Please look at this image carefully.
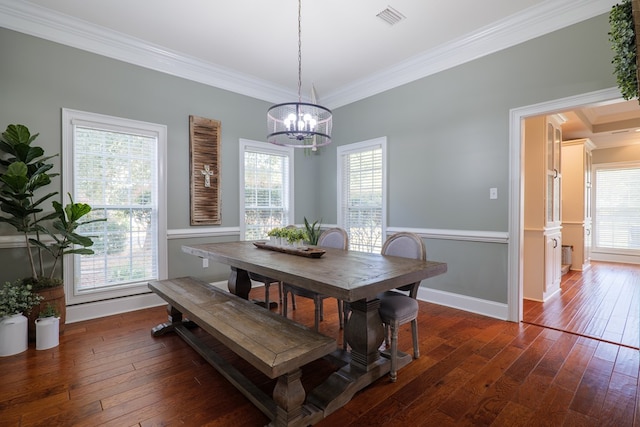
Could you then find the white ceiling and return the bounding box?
[562,100,640,149]
[2,0,639,149]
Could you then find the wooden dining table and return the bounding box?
[182,241,447,416]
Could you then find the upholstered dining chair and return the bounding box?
[247,272,282,311]
[378,231,426,382]
[282,227,349,332]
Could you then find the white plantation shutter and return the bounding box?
[240,140,293,240]
[594,164,640,251]
[338,138,386,253]
[62,109,167,304]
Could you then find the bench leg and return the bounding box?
[271,369,305,427]
[150,305,196,337]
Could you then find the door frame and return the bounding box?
[507,87,621,322]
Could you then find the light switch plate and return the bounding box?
[490,187,498,199]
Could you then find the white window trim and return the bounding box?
[239,139,294,241]
[337,137,388,251]
[61,108,168,305]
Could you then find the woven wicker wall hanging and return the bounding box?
[189,115,221,225]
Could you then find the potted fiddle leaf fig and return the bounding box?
[0,124,59,284]
[0,124,106,338]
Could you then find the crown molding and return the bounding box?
[0,0,618,108]
[323,0,618,108]
[0,0,293,103]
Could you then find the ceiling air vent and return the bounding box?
[376,6,406,26]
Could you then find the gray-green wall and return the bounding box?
[0,13,617,309]
[325,14,615,304]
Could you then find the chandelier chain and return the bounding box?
[297,0,302,102]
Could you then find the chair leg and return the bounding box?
[278,282,283,311]
[264,282,270,310]
[282,287,289,318]
[313,295,321,332]
[337,300,343,329]
[384,324,390,348]
[291,293,297,310]
[389,320,399,382]
[411,319,420,359]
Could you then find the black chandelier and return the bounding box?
[267,0,332,150]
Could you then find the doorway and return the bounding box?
[508,87,622,322]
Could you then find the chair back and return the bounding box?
[381,232,426,297]
[317,227,349,250]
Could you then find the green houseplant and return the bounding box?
[0,280,42,318]
[0,124,105,336]
[0,124,59,284]
[303,217,322,245]
[0,280,43,356]
[610,0,639,101]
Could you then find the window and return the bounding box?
[240,139,294,240]
[594,163,640,252]
[62,109,167,304]
[338,137,387,253]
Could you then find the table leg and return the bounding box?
[228,267,252,299]
[344,298,385,370]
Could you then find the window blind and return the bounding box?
[73,125,159,290]
[340,145,384,253]
[595,165,640,250]
[243,148,291,240]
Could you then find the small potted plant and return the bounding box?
[303,217,322,245]
[37,303,59,319]
[0,280,42,356]
[35,303,60,350]
[285,228,306,247]
[267,227,284,245]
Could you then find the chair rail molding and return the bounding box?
[167,227,240,240]
[1,226,507,249]
[386,227,509,244]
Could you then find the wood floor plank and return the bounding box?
[382,367,474,427]
[525,384,574,426]
[569,350,615,417]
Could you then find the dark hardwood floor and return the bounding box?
[1,279,638,426]
[524,261,640,349]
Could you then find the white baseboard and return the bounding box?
[66,292,166,323]
[220,280,510,321]
[65,280,509,324]
[590,252,640,265]
[417,287,509,321]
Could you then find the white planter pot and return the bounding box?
[269,236,282,246]
[0,313,28,356]
[35,316,60,350]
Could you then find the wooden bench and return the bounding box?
[148,277,337,427]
